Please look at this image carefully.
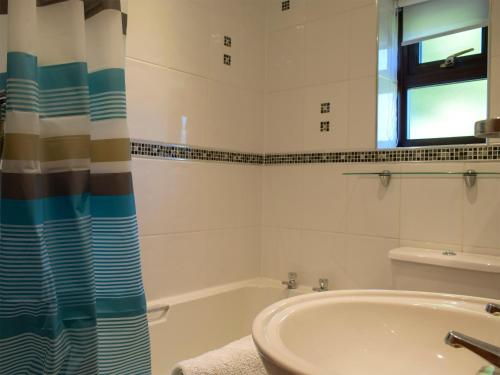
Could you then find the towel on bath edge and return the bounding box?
[171,335,268,375]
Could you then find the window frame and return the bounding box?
[397,9,488,147]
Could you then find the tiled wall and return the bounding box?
[264,0,378,153]
[261,0,500,290]
[126,0,266,300]
[129,0,500,300]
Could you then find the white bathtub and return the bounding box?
[147,278,310,374]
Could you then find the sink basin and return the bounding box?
[252,290,500,375]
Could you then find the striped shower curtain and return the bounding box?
[0,0,151,373]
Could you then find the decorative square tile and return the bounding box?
[320,102,330,113]
[282,0,290,11]
[320,121,330,132]
[223,54,231,66]
[224,35,232,47]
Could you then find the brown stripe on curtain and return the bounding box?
[84,0,126,34]
[91,172,133,196]
[0,0,7,14]
[37,0,71,6]
[0,171,133,199]
[84,0,120,17]
[0,1,126,32]
[0,170,90,199]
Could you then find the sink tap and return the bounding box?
[312,278,329,292]
[282,272,298,289]
[486,303,500,316]
[445,331,500,368]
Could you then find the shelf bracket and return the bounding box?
[463,169,477,188]
[379,170,392,187]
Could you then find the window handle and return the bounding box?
[440,48,475,68]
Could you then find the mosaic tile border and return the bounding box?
[264,145,500,164]
[131,140,500,165]
[131,140,263,165]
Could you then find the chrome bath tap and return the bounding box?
[282,272,298,289]
[312,278,329,292]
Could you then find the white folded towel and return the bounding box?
[171,335,268,375]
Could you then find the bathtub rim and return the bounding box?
[146,277,311,313]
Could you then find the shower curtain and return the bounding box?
[0,0,151,373]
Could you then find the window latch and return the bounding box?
[440,48,475,68]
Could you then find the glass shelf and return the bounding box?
[343,172,500,176]
[342,170,500,188]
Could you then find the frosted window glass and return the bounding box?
[420,28,482,64]
[407,79,487,140]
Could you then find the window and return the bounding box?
[398,16,488,147]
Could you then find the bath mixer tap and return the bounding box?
[312,278,329,292]
[445,331,500,368]
[282,272,298,289]
[486,303,500,316]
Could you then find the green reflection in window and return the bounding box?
[420,28,483,64]
[407,79,487,140]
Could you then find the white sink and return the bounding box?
[252,290,500,375]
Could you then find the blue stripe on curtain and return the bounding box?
[0,72,6,89]
[89,68,127,121]
[6,52,91,117]
[1,194,136,224]
[6,52,38,81]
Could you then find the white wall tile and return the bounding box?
[347,163,401,238]
[164,69,210,146]
[333,234,397,289]
[463,246,500,257]
[205,227,261,286]
[304,15,349,86]
[267,25,306,91]
[133,159,209,235]
[164,0,210,77]
[206,81,263,152]
[261,227,302,281]
[348,76,376,149]
[264,88,305,153]
[126,59,210,147]
[400,163,464,245]
[303,81,349,151]
[489,56,500,118]
[238,166,264,227]
[208,0,266,91]
[203,163,246,230]
[463,162,500,250]
[203,164,262,230]
[262,165,304,229]
[126,0,169,66]
[273,231,395,290]
[302,164,348,233]
[140,232,208,300]
[141,227,261,300]
[306,0,376,22]
[266,0,307,32]
[298,230,344,288]
[490,0,500,58]
[126,58,169,143]
[399,239,462,253]
[348,4,378,80]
